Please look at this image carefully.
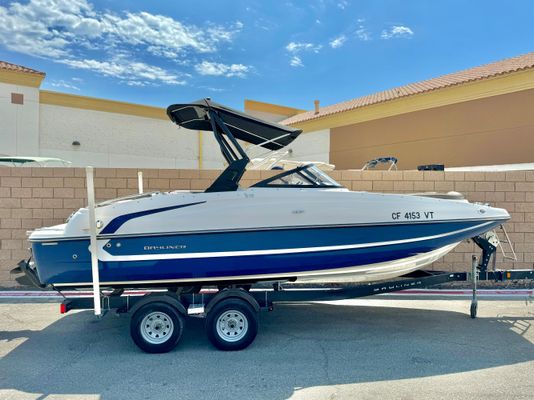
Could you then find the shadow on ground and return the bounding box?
[1,303,533,399]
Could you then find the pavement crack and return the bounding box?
[316,340,332,385]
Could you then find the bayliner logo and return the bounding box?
[144,245,187,251]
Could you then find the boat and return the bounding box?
[361,156,398,171]
[23,99,510,290]
[0,156,72,167]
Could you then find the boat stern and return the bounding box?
[27,224,92,287]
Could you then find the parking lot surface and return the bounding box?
[1,298,533,400]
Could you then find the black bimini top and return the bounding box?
[167,99,302,150]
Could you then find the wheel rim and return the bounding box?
[216,310,248,342]
[140,311,174,344]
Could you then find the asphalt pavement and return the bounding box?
[1,298,533,400]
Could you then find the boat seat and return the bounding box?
[410,191,465,200]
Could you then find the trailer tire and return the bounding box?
[130,302,184,353]
[206,298,258,351]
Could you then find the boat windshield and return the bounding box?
[252,164,343,188]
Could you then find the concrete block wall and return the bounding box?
[1,167,533,287]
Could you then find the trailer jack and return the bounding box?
[472,233,498,273]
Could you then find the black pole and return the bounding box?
[208,110,234,164]
[210,111,249,161]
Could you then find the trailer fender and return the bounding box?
[205,289,260,315]
[128,293,187,316]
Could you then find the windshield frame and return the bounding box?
[251,164,344,189]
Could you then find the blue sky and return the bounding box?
[1,0,533,111]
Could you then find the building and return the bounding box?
[2,52,534,171]
[0,61,320,169]
[244,99,330,164]
[276,52,534,170]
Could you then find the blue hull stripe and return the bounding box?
[102,220,485,257]
[100,201,205,234]
[32,219,502,285]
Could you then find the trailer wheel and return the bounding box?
[206,298,258,351]
[130,302,184,353]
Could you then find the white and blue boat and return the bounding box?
[26,99,510,289]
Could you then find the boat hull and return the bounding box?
[30,219,500,288]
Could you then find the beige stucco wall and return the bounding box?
[2,90,329,170]
[245,108,289,123]
[243,128,331,164]
[3,88,331,170]
[0,81,40,156]
[39,104,226,169]
[244,104,331,164]
[1,80,229,169]
[0,80,330,169]
[330,89,534,170]
[287,128,331,164]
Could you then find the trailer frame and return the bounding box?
[53,252,534,352]
[59,262,534,317]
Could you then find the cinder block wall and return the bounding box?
[1,167,532,287]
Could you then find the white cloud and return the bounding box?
[0,0,241,56]
[195,61,250,78]
[337,1,349,10]
[329,35,347,49]
[285,41,321,67]
[353,19,371,41]
[48,80,80,91]
[286,41,322,54]
[125,80,147,87]
[356,27,371,41]
[0,0,245,85]
[289,56,303,68]
[59,57,186,86]
[199,86,225,93]
[381,25,414,39]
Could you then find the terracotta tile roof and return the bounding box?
[282,52,534,126]
[0,61,45,76]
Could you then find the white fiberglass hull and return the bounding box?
[28,188,508,289]
[296,242,460,283]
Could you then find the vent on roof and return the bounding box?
[314,99,320,114]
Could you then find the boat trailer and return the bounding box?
[49,236,534,353]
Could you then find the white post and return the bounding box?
[137,171,143,194]
[86,166,102,317]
